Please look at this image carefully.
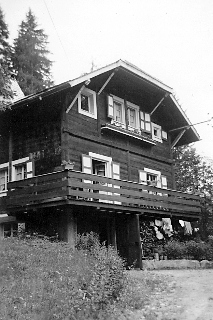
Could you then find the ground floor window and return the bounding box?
[3,223,18,238]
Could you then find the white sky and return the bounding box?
[1,0,213,159]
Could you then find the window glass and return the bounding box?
[151,123,162,142]
[81,94,89,112]
[4,224,11,238]
[114,101,122,123]
[16,164,27,181]
[147,173,157,186]
[78,88,97,119]
[128,108,136,127]
[0,169,7,191]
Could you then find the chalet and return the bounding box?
[0,60,201,268]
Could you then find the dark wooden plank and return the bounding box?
[6,190,67,206]
[68,171,200,200]
[68,180,199,207]
[68,189,200,213]
[7,181,67,196]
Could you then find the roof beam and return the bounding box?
[150,93,169,116]
[97,71,116,95]
[171,129,187,149]
[66,80,90,114]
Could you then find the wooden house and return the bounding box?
[0,60,201,268]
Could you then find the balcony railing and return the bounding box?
[5,169,201,219]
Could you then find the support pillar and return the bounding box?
[58,206,77,249]
[127,214,142,269]
[116,214,142,269]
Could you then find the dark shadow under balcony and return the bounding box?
[5,169,201,220]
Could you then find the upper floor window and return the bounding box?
[107,94,168,143]
[140,112,151,133]
[152,123,162,143]
[78,88,97,119]
[127,102,140,131]
[108,95,125,128]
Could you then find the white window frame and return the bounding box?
[127,101,140,131]
[0,162,9,195]
[12,157,30,181]
[151,122,162,143]
[78,87,97,119]
[89,152,112,178]
[111,95,126,128]
[144,167,162,187]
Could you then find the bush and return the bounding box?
[0,234,126,319]
[185,240,207,260]
[164,241,186,259]
[164,239,213,261]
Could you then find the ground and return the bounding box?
[130,269,213,320]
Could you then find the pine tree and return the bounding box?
[0,6,14,109]
[12,9,54,95]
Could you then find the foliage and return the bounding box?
[0,234,127,319]
[140,220,156,258]
[164,241,186,259]
[173,145,213,195]
[76,231,100,251]
[0,6,14,109]
[164,240,213,261]
[173,145,213,239]
[12,9,54,96]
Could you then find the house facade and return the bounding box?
[0,60,201,268]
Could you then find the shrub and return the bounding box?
[75,231,100,251]
[0,234,126,319]
[164,240,186,259]
[185,240,211,261]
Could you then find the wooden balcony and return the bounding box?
[5,169,201,219]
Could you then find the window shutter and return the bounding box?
[112,162,120,180]
[139,170,147,185]
[26,161,33,178]
[140,111,145,130]
[107,95,114,118]
[144,113,151,132]
[162,131,168,140]
[82,154,92,184]
[112,162,120,204]
[161,176,167,189]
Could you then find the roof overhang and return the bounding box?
[3,59,199,146]
[69,59,173,93]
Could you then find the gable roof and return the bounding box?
[4,59,199,146]
[69,59,173,93]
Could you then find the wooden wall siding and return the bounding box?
[4,93,65,175]
[0,134,9,164]
[64,133,173,186]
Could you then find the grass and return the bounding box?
[0,235,173,320]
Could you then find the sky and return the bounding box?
[1,0,213,159]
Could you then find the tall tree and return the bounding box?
[0,6,14,109]
[173,145,213,238]
[173,145,213,195]
[12,9,54,95]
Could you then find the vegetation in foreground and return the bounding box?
[0,233,170,320]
